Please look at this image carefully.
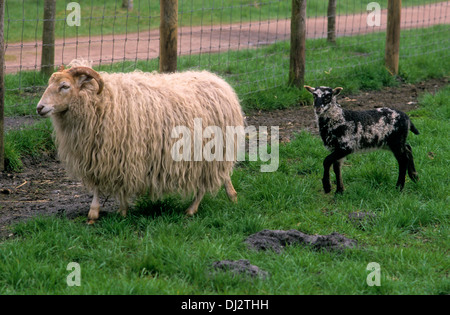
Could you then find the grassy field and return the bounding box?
[1,20,449,294]
[0,84,448,294]
[4,0,444,42]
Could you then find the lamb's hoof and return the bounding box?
[87,219,97,225]
[411,173,419,183]
[322,179,331,193]
[335,188,344,195]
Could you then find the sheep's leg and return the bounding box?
[333,159,345,193]
[405,144,419,183]
[224,177,237,203]
[118,197,129,217]
[87,190,101,224]
[186,190,206,216]
[323,150,350,193]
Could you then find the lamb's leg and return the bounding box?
[405,144,419,182]
[323,150,350,193]
[186,190,206,216]
[392,148,408,191]
[224,177,237,203]
[87,190,101,224]
[333,158,345,193]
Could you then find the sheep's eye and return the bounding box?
[59,84,70,91]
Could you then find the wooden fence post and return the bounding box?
[385,0,401,75]
[41,0,56,77]
[0,0,5,171]
[327,0,336,44]
[159,0,178,73]
[289,0,306,88]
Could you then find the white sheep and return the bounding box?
[36,60,245,223]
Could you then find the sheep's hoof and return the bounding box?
[335,188,345,195]
[87,206,100,224]
[410,173,419,183]
[185,204,200,216]
[185,209,197,217]
[229,193,238,203]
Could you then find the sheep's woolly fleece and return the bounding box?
[51,60,245,204]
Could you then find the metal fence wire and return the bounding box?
[1,0,449,120]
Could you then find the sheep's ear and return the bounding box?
[304,85,315,94]
[68,67,104,94]
[333,87,343,96]
[76,75,95,91]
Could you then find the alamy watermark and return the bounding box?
[367,2,381,26]
[66,2,81,27]
[171,118,279,172]
[66,262,81,287]
[366,262,381,286]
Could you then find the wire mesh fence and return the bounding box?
[1,0,449,121]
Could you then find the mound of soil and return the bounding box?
[211,259,269,279]
[245,229,357,253]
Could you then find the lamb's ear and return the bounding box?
[333,87,343,96]
[304,85,315,94]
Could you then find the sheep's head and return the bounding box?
[304,85,343,115]
[36,66,104,117]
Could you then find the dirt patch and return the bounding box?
[0,77,448,238]
[211,259,269,279]
[245,229,357,253]
[0,157,117,238]
[4,116,41,132]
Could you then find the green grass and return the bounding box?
[3,119,55,171]
[0,84,449,295]
[5,0,443,43]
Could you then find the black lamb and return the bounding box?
[304,85,419,193]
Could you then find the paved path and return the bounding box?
[4,3,449,73]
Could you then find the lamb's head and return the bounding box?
[36,66,104,117]
[304,85,343,115]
